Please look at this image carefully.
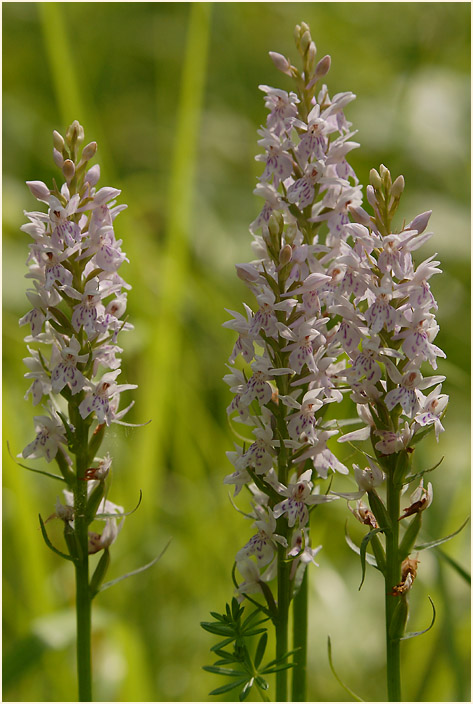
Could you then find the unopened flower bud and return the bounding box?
[53,130,65,152]
[306,41,317,72]
[300,30,312,55]
[66,120,84,146]
[53,148,64,169]
[391,175,405,199]
[279,244,292,267]
[366,185,378,208]
[81,141,97,162]
[62,159,76,183]
[26,180,50,201]
[85,164,101,187]
[315,54,331,78]
[235,263,260,283]
[379,163,392,189]
[269,51,292,75]
[408,210,432,234]
[268,211,283,239]
[369,168,382,190]
[348,204,371,226]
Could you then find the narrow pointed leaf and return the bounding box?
[359,527,384,590]
[209,678,248,696]
[255,676,269,690]
[415,516,470,551]
[203,665,246,677]
[38,514,75,561]
[436,548,471,584]
[210,637,234,651]
[345,522,378,568]
[7,443,65,482]
[404,457,444,486]
[261,662,295,674]
[254,632,268,670]
[98,539,170,593]
[94,489,142,519]
[201,622,235,637]
[239,677,254,701]
[327,636,365,702]
[401,596,436,640]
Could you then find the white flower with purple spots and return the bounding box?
[50,336,88,395]
[22,408,67,463]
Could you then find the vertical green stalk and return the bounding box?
[73,412,93,702]
[291,568,308,701]
[385,468,401,702]
[276,540,290,702]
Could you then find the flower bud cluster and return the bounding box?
[19,120,135,552]
[224,25,363,598]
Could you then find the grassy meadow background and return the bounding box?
[2,2,470,701]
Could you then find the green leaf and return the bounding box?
[210,637,234,652]
[201,622,235,637]
[209,678,248,696]
[239,677,254,701]
[94,489,143,519]
[203,665,246,677]
[327,636,365,701]
[399,513,423,562]
[359,527,384,590]
[38,514,75,561]
[6,443,65,482]
[255,675,269,691]
[415,516,470,551]
[98,539,170,594]
[89,548,111,599]
[261,662,295,674]
[345,522,379,569]
[436,549,471,584]
[254,632,268,670]
[403,457,444,486]
[401,596,436,640]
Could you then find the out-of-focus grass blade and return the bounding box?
[37,3,114,175]
[37,2,84,126]
[436,548,471,584]
[136,3,211,503]
[2,634,48,691]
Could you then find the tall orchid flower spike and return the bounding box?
[202,23,368,703]
[16,121,152,702]
[331,164,450,700]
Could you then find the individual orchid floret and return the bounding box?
[22,406,67,463]
[273,469,336,527]
[78,370,137,426]
[50,336,89,395]
[413,384,448,440]
[399,480,433,520]
[236,506,287,567]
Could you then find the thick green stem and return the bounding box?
[291,567,308,701]
[276,539,291,702]
[74,414,93,701]
[385,470,402,702]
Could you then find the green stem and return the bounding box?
[74,414,93,701]
[385,469,402,702]
[291,567,308,701]
[276,539,290,702]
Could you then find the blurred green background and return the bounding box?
[3,2,470,702]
